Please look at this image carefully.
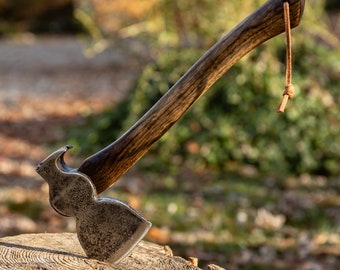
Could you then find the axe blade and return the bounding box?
[77,197,152,263]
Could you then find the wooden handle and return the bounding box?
[78,0,305,194]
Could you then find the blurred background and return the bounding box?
[0,0,340,269]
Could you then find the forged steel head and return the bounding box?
[36,145,152,263]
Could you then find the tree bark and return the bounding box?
[0,233,218,270]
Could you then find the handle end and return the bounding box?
[288,0,305,28]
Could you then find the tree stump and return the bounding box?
[0,233,222,270]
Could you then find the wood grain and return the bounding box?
[0,233,203,270]
[77,0,305,193]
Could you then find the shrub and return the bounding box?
[71,0,340,178]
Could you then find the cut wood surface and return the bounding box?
[0,233,217,270]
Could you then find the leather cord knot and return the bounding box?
[284,84,294,99]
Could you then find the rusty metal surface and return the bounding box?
[36,145,151,263]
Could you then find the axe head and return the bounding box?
[36,145,152,263]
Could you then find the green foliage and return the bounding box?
[70,0,340,178]
[6,200,44,220]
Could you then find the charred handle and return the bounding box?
[78,0,305,194]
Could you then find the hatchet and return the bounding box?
[36,0,305,264]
